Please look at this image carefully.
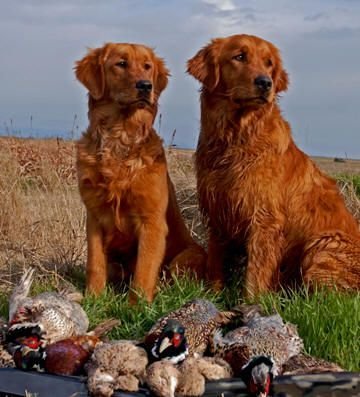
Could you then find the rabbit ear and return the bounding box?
[187,38,223,91]
[74,47,106,100]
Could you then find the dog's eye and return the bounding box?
[233,52,247,62]
[116,60,127,68]
[266,59,273,67]
[144,63,152,70]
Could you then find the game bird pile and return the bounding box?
[0,269,358,397]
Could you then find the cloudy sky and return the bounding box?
[0,0,359,157]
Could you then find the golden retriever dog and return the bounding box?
[75,43,206,302]
[187,34,360,297]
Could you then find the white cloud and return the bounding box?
[202,0,236,12]
[190,1,360,51]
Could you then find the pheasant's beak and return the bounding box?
[158,336,172,353]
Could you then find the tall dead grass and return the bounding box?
[0,137,85,292]
[166,148,207,243]
[337,176,360,222]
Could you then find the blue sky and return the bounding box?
[0,0,359,157]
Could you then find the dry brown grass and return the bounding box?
[0,136,359,294]
[0,137,84,291]
[314,156,360,175]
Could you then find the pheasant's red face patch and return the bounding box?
[172,333,182,348]
[23,336,41,349]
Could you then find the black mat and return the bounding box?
[0,369,151,397]
[0,368,359,397]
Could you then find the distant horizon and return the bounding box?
[1,129,359,161]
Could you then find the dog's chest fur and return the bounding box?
[196,144,269,238]
[76,127,164,230]
[196,110,288,239]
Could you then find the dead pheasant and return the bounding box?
[7,319,120,374]
[8,268,89,343]
[210,304,303,396]
[142,319,189,364]
[144,299,236,356]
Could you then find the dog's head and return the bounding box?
[187,34,288,107]
[75,43,169,109]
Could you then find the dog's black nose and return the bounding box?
[135,80,152,92]
[254,75,272,92]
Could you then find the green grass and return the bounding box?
[82,277,222,340]
[337,173,360,197]
[1,275,358,371]
[259,288,360,371]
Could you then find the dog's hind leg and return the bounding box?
[301,231,360,290]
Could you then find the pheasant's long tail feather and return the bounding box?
[9,268,35,321]
[230,304,264,322]
[89,319,120,337]
[215,310,239,325]
[59,290,84,303]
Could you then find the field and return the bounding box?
[0,136,359,371]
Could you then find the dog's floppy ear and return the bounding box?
[75,47,106,100]
[272,46,289,93]
[154,55,170,95]
[275,68,289,93]
[187,38,223,91]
